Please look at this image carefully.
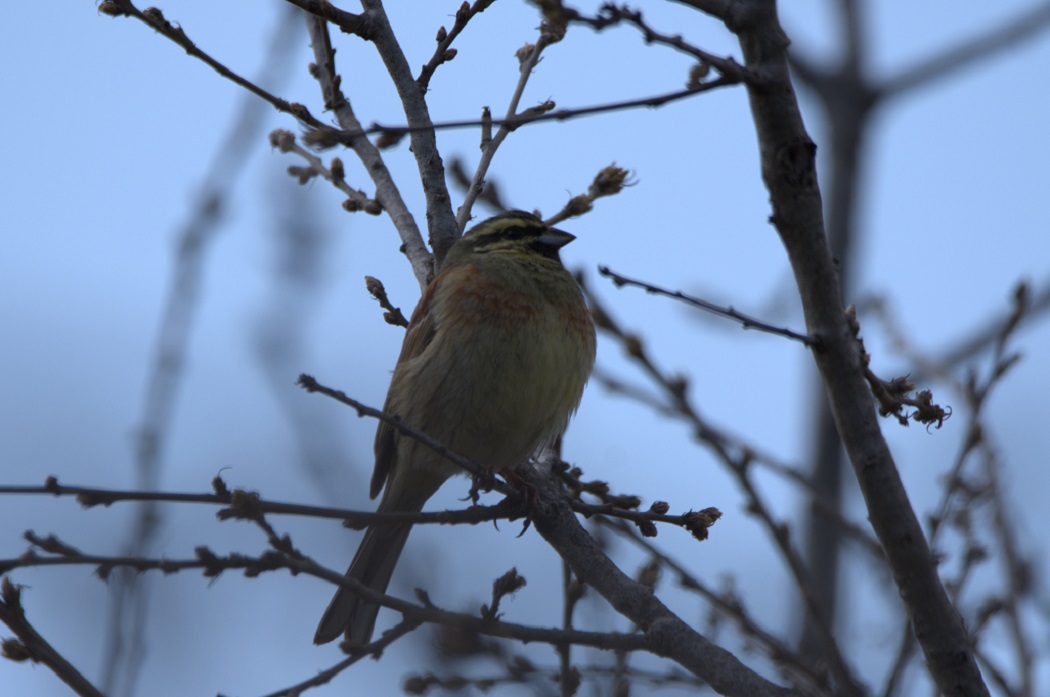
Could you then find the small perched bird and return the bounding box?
[314,210,596,646]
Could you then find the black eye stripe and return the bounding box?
[503,226,528,240]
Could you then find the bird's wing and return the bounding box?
[370,273,443,499]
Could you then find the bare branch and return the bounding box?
[543,164,637,226]
[364,275,411,328]
[302,13,434,287]
[880,2,1050,99]
[313,82,737,150]
[417,0,496,90]
[98,2,327,130]
[0,477,521,532]
[358,0,459,267]
[0,578,106,697]
[449,156,509,212]
[258,619,420,697]
[569,4,756,85]
[2,542,651,654]
[270,129,382,214]
[599,265,818,346]
[880,288,1032,696]
[728,1,989,693]
[407,662,708,695]
[280,0,374,37]
[521,453,797,697]
[598,517,834,695]
[297,374,510,493]
[456,30,557,229]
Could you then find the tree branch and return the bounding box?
[302,12,434,288]
[729,2,989,695]
[281,0,375,37]
[879,1,1050,99]
[456,30,556,230]
[98,2,326,130]
[359,0,459,269]
[2,542,650,655]
[521,455,798,697]
[598,265,817,346]
[0,578,106,697]
[417,0,496,90]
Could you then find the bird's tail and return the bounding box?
[313,519,412,645]
[313,470,446,645]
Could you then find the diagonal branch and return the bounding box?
[879,1,1050,99]
[281,0,374,37]
[598,265,817,346]
[302,13,433,287]
[358,0,459,267]
[456,30,556,230]
[417,0,496,90]
[99,2,327,131]
[598,517,833,695]
[522,453,798,697]
[259,619,419,697]
[0,578,106,697]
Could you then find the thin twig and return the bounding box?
[347,81,734,153]
[519,454,797,697]
[558,560,578,697]
[570,5,756,85]
[297,374,507,492]
[880,286,1030,697]
[405,662,707,694]
[0,478,520,531]
[585,292,881,559]
[599,265,818,346]
[98,2,328,131]
[417,0,496,90]
[456,31,555,230]
[270,130,381,213]
[257,619,420,697]
[2,541,651,654]
[364,275,411,328]
[596,517,834,696]
[583,281,861,694]
[0,578,106,697]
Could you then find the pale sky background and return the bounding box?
[2,2,1049,696]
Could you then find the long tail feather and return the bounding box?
[313,521,412,645]
[314,469,446,645]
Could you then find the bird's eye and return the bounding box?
[503,227,526,240]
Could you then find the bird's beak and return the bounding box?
[538,228,576,248]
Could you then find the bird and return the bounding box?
[313,210,596,646]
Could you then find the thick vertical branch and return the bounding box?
[303,14,433,288]
[790,0,878,660]
[728,2,989,695]
[359,0,459,270]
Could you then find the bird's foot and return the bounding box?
[467,466,498,505]
[500,468,539,536]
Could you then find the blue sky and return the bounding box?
[2,2,1049,695]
